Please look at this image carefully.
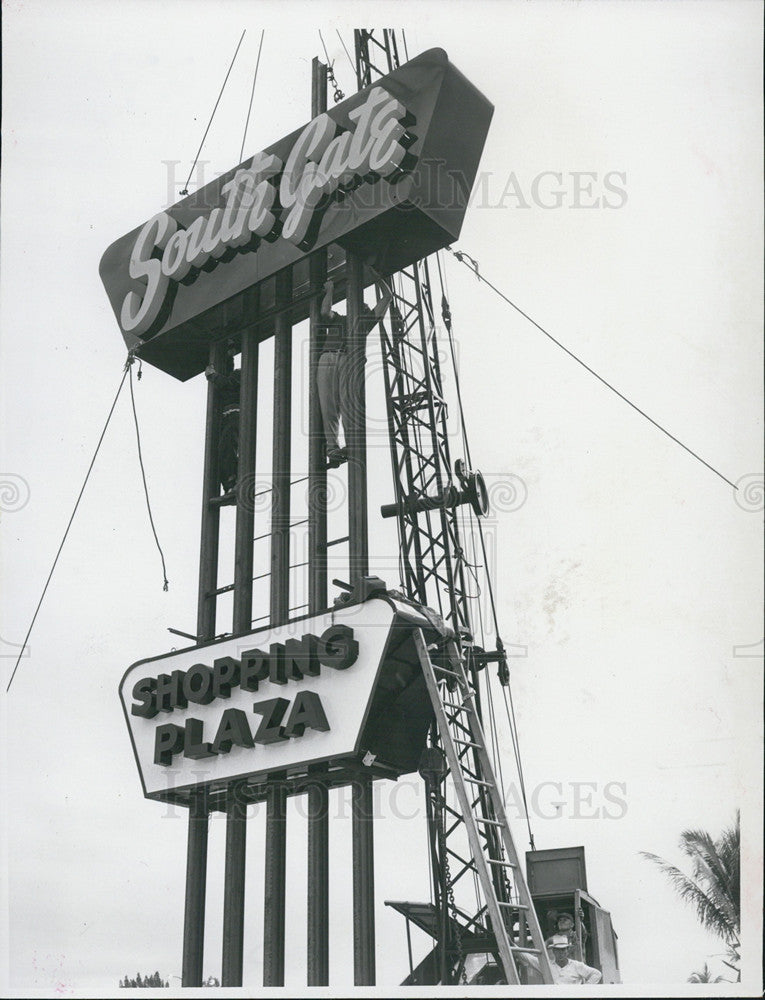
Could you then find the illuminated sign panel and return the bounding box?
[119,599,431,799]
[100,49,493,380]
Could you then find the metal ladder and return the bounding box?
[414,629,553,985]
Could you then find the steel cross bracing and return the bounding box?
[353,29,550,985]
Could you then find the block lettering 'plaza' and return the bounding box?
[128,625,358,767]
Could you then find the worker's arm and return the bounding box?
[357,287,393,336]
[205,366,240,391]
[581,964,602,984]
[369,286,393,327]
[319,279,334,321]
[515,952,541,973]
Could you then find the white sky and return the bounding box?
[1,1,762,997]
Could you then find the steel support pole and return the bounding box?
[270,270,293,626]
[308,57,328,615]
[346,254,368,583]
[233,323,259,633]
[263,780,287,986]
[352,777,375,985]
[197,341,225,640]
[221,783,247,986]
[305,60,331,991]
[182,338,224,987]
[306,781,329,984]
[182,789,209,986]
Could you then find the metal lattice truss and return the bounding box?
[378,260,473,637]
[354,29,401,89]
[354,28,551,985]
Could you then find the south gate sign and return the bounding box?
[100,48,493,380]
[119,85,412,339]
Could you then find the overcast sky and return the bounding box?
[1,1,763,997]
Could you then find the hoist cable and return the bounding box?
[239,30,265,163]
[128,361,169,592]
[318,30,345,103]
[336,29,356,76]
[447,247,737,491]
[318,29,332,67]
[5,363,130,693]
[462,505,535,851]
[501,680,536,851]
[181,29,246,195]
[437,252,503,638]
[438,252,537,849]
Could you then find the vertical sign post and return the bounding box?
[263,779,288,985]
[352,777,376,984]
[307,56,330,987]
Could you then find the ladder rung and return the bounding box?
[209,568,272,597]
[446,707,473,725]
[326,535,349,547]
[464,777,492,787]
[447,701,473,714]
[453,738,481,748]
[497,901,529,910]
[488,858,517,868]
[432,664,459,677]
[209,492,237,507]
[474,817,503,827]
[252,520,306,542]
[511,946,542,954]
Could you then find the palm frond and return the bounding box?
[639,851,735,942]
[677,830,739,932]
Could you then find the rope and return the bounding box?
[180,29,246,195]
[239,30,265,163]
[447,246,737,491]
[6,363,130,693]
[128,359,169,592]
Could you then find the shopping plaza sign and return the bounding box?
[100,49,493,380]
[119,597,438,800]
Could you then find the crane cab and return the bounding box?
[524,846,621,984]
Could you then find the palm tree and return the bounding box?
[641,811,740,978]
[687,962,725,983]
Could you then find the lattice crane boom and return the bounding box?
[352,28,553,986]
